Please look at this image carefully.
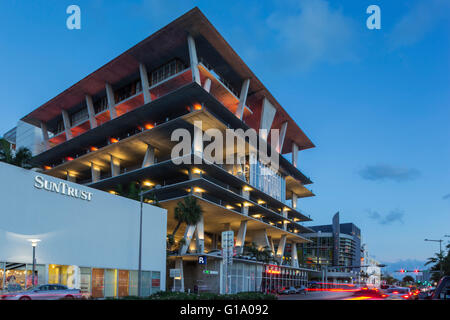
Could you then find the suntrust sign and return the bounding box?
[34,175,93,201]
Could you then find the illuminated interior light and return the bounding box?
[243,186,253,192]
[243,202,252,207]
[283,207,290,212]
[193,103,202,110]
[193,187,205,193]
[269,222,275,225]
[43,165,52,170]
[293,218,300,222]
[225,205,234,210]
[89,146,98,152]
[142,180,153,187]
[65,156,74,161]
[144,123,154,130]
[192,168,203,174]
[257,200,266,205]
[109,138,119,144]
[109,190,118,195]
[252,214,262,218]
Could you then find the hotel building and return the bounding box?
[8,8,317,294]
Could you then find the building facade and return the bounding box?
[7,8,317,294]
[0,162,167,298]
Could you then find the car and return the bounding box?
[295,286,307,294]
[382,287,413,300]
[0,284,82,300]
[352,287,386,299]
[408,286,420,300]
[278,286,297,294]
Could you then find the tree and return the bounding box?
[116,182,140,201]
[403,275,414,283]
[0,138,32,169]
[172,196,203,237]
[425,243,450,282]
[243,242,277,264]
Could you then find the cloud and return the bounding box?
[388,0,450,50]
[368,209,405,225]
[266,0,358,70]
[443,194,450,200]
[360,164,420,182]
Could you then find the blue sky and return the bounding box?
[0,0,449,264]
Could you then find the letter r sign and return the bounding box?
[198,256,207,265]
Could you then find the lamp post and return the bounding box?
[424,238,443,277]
[28,239,40,288]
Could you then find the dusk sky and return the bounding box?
[0,0,448,265]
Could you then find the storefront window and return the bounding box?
[141,271,151,296]
[129,270,138,296]
[92,268,104,298]
[80,267,91,295]
[104,269,117,297]
[151,271,161,294]
[118,270,129,297]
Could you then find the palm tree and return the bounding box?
[0,138,32,168]
[244,242,276,264]
[116,182,140,201]
[425,243,450,282]
[172,196,203,237]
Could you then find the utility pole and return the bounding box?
[424,238,444,278]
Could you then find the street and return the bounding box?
[278,291,357,300]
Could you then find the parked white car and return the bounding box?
[1,284,82,300]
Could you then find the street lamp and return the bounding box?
[27,239,40,288]
[424,238,444,277]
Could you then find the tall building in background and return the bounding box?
[7,8,317,294]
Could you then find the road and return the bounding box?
[278,291,356,300]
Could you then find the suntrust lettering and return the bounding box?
[34,175,93,201]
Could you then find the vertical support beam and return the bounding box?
[203,78,212,93]
[196,216,205,254]
[66,171,76,182]
[291,242,299,268]
[241,186,250,215]
[85,95,98,129]
[259,98,277,141]
[91,163,101,183]
[291,193,298,210]
[110,155,120,177]
[142,145,155,168]
[61,110,73,140]
[282,207,289,231]
[175,258,184,292]
[235,220,248,254]
[276,121,288,154]
[139,63,151,104]
[276,235,287,263]
[180,224,197,255]
[40,121,49,150]
[187,34,201,85]
[235,78,250,120]
[292,142,299,168]
[268,236,275,255]
[105,83,117,119]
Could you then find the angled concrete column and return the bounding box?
[110,155,120,177]
[282,207,288,231]
[292,142,299,168]
[187,34,201,85]
[180,224,197,255]
[40,121,49,150]
[291,193,298,210]
[275,121,288,154]
[203,78,212,93]
[105,83,117,119]
[139,63,151,104]
[195,216,205,253]
[85,95,97,129]
[142,145,155,168]
[61,110,73,140]
[91,163,101,183]
[66,171,76,182]
[259,98,277,141]
[291,242,299,268]
[235,78,250,120]
[174,258,184,292]
[251,229,270,250]
[268,236,275,255]
[276,235,287,263]
[235,220,248,254]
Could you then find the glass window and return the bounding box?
[118,270,129,297]
[151,271,161,294]
[80,267,91,296]
[91,268,104,298]
[129,271,138,296]
[141,271,151,296]
[104,269,118,297]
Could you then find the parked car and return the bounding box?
[295,286,307,294]
[0,284,82,300]
[278,286,297,294]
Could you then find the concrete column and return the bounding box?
[105,83,117,119]
[61,110,73,140]
[85,95,98,129]
[292,142,299,168]
[91,163,101,183]
[241,186,250,215]
[66,171,76,182]
[235,78,250,120]
[139,63,151,104]
[282,207,289,231]
[187,34,201,85]
[275,121,288,154]
[276,235,287,263]
[175,258,184,292]
[142,145,155,168]
[203,78,212,93]
[110,155,120,177]
[40,121,49,150]
[235,220,248,254]
[251,229,270,250]
[291,193,298,210]
[195,216,205,253]
[268,236,275,255]
[259,98,276,141]
[291,242,299,268]
[180,224,197,255]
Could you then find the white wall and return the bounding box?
[0,162,167,290]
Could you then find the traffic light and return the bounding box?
[400,269,405,273]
